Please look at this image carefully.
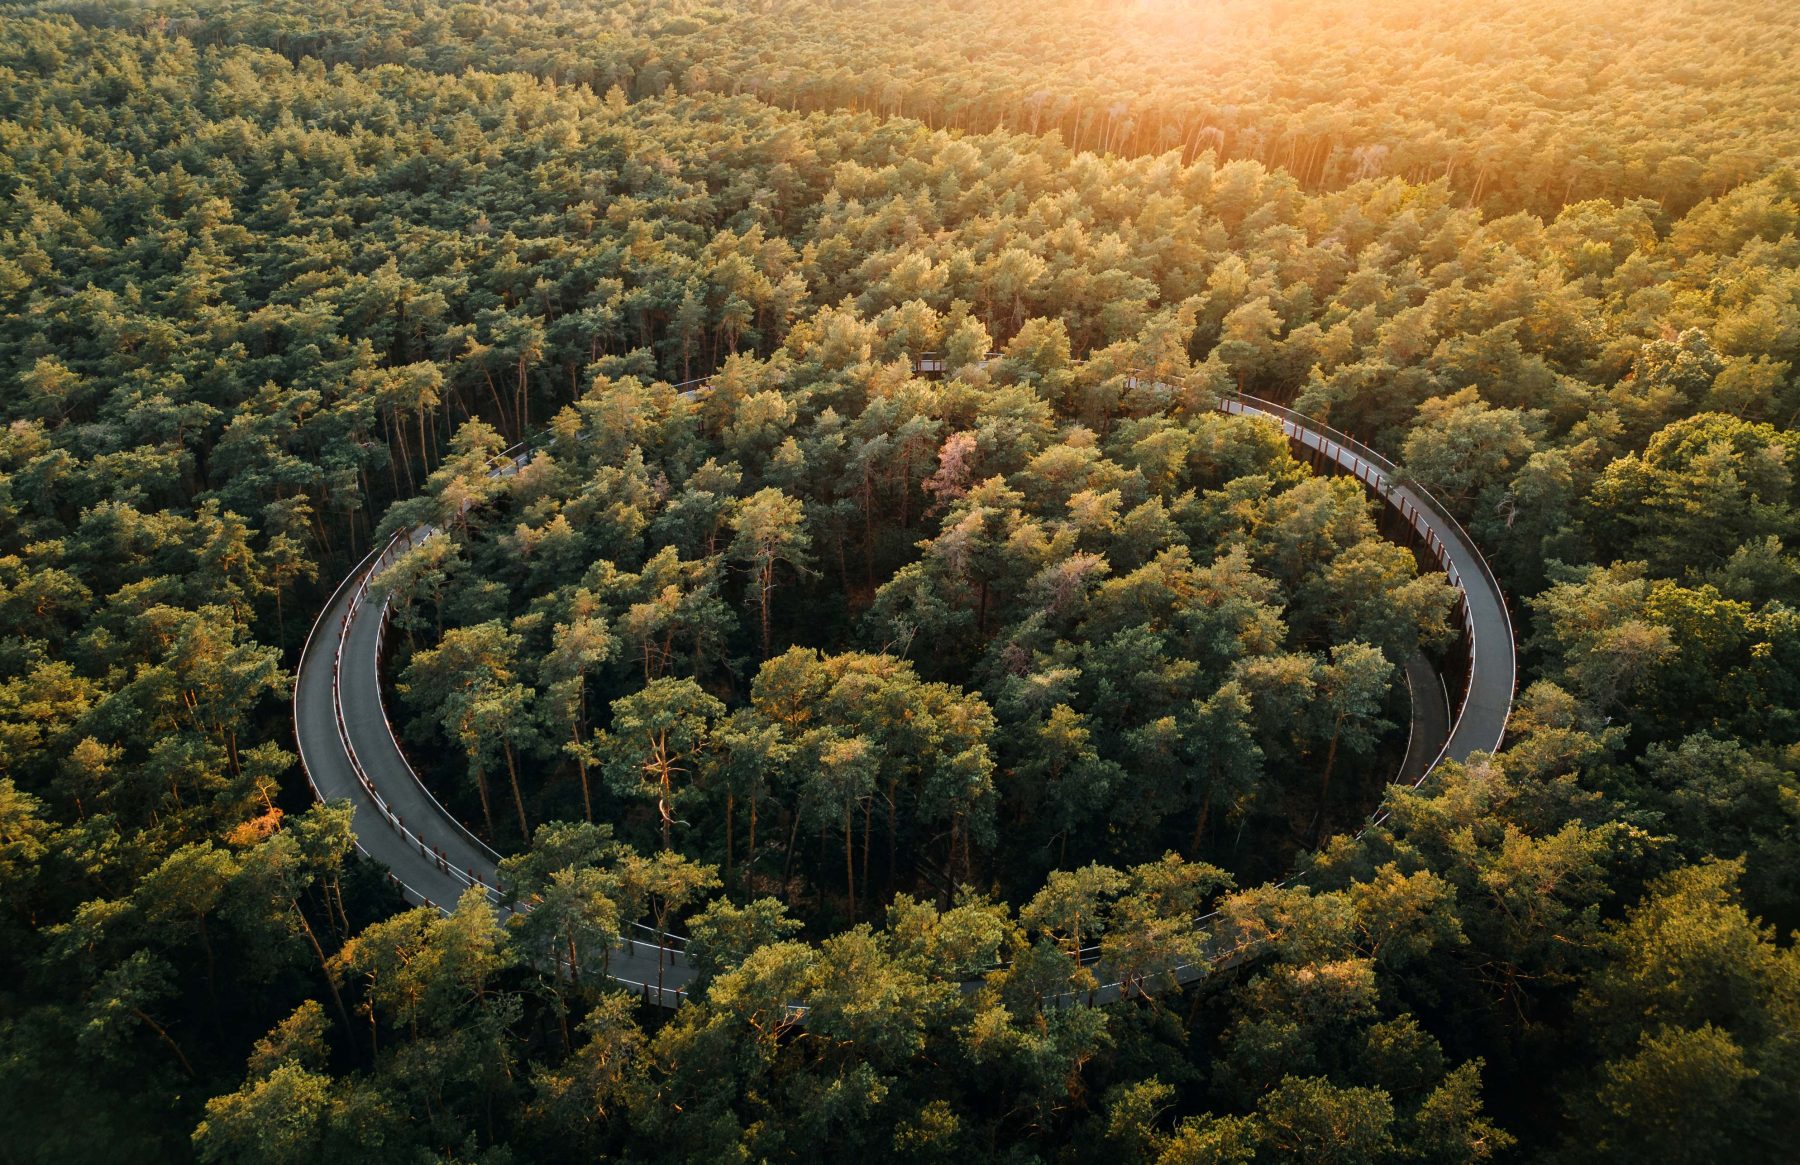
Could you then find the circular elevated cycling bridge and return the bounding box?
[293,367,1515,1009]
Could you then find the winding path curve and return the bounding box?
[293,378,1515,1008]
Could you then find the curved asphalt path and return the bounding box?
[1218,393,1515,765]
[295,505,694,1006]
[295,377,1514,1009]
[1397,651,1452,787]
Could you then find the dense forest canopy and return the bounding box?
[384,332,1452,914]
[1,1,1798,1162]
[35,0,1800,216]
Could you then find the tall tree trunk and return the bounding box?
[759,563,774,658]
[888,779,900,889]
[844,808,856,921]
[1190,798,1211,855]
[396,408,416,492]
[747,793,758,885]
[483,369,512,438]
[1319,722,1342,808]
[293,904,357,1053]
[329,871,351,939]
[781,809,801,899]
[573,723,593,822]
[862,797,874,902]
[382,412,401,494]
[130,1007,197,1078]
[656,739,675,852]
[473,763,497,842]
[503,739,531,842]
[725,790,735,884]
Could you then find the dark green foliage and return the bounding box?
[1,4,1797,1163]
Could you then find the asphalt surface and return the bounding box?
[1397,651,1452,788]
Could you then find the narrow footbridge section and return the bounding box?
[1217,392,1515,770]
[294,469,694,1006]
[294,377,1515,1009]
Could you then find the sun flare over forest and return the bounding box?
[2,0,1798,1161]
